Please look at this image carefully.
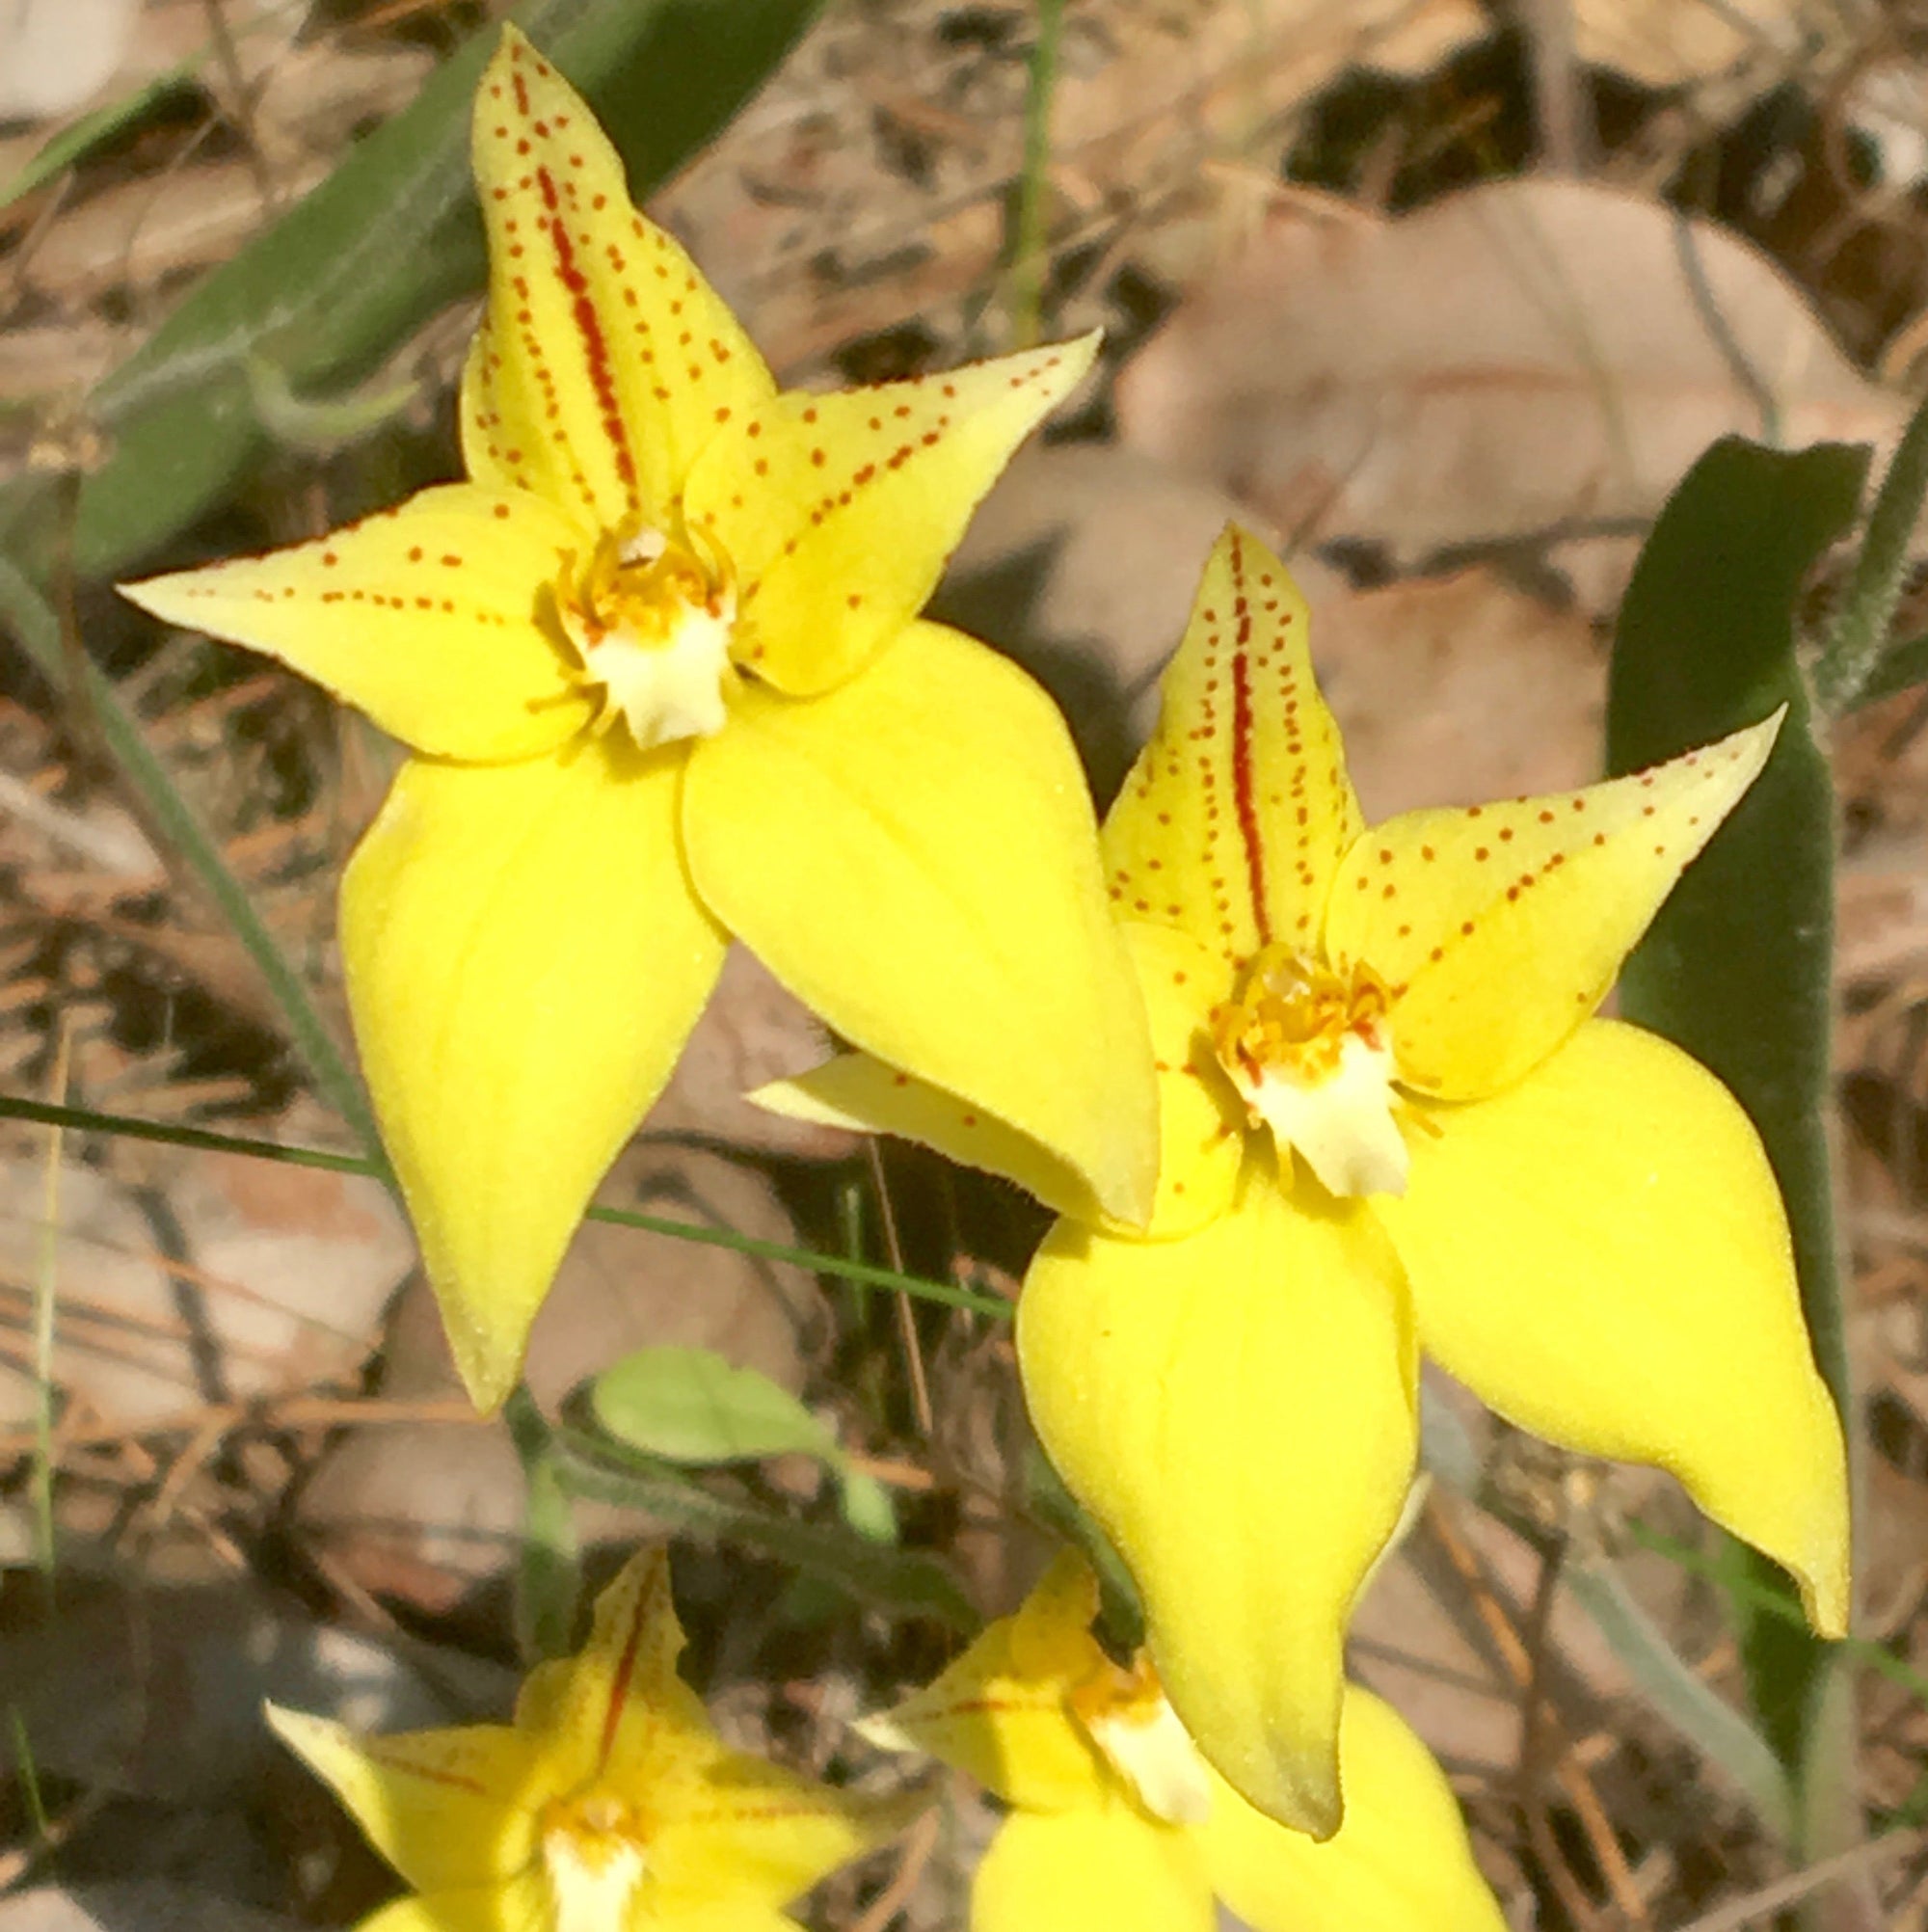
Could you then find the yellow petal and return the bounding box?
[341,739,728,1409]
[862,1549,1113,1812]
[753,924,1236,1234]
[1123,922,1242,1239]
[468,28,775,530]
[353,1879,549,1932]
[647,1751,920,1919]
[515,1549,710,1784]
[971,1806,1214,1932]
[686,336,1097,695]
[1199,1688,1507,1932]
[120,485,593,760]
[265,1705,536,1893]
[1101,526,1362,967]
[752,1051,1101,1222]
[683,620,1158,1226]
[1379,1018,1849,1635]
[1017,1167,1420,1837]
[1324,713,1781,1099]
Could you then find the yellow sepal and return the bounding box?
[1379,1018,1849,1635]
[1017,1165,1419,1837]
[265,1707,536,1893]
[1325,712,1782,1098]
[120,485,592,761]
[970,1805,1215,1932]
[467,27,774,529]
[1101,527,1361,967]
[752,1052,1101,1222]
[1119,922,1242,1238]
[341,740,728,1410]
[1198,1688,1508,1932]
[687,337,1098,696]
[862,1551,1115,1813]
[683,620,1158,1226]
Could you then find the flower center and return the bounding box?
[555,523,736,750]
[1069,1654,1213,1827]
[539,1787,649,1932]
[1210,943,1408,1198]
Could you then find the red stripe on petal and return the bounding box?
[1226,541,1270,946]
[598,1584,650,1772]
[534,166,639,507]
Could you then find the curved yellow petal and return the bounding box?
[1325,713,1781,1099]
[687,336,1098,695]
[354,1879,549,1932]
[1122,922,1242,1238]
[1379,1018,1849,1635]
[1199,1688,1507,1932]
[1017,1168,1420,1836]
[863,1549,1113,1813]
[971,1807,1215,1932]
[265,1706,536,1893]
[753,1052,1100,1222]
[1101,526,1361,968]
[647,1751,918,1920]
[516,1549,710,1785]
[120,486,592,760]
[753,924,1235,1234]
[468,27,775,529]
[342,738,728,1409]
[683,620,1158,1226]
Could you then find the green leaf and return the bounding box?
[593,1346,897,1544]
[1606,436,1865,1776]
[0,0,820,579]
[596,1347,842,1465]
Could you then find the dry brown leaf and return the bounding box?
[1116,177,1903,566]
[1571,0,1827,92]
[1313,569,1606,819]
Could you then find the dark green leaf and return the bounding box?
[0,0,819,579]
[1606,436,1865,1772]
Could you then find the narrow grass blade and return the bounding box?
[0,1095,1004,1319]
[1565,1560,1793,1839]
[0,553,380,1159]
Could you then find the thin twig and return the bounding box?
[1669,1832,1926,1932]
[850,1803,942,1932]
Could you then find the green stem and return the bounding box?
[1813,388,1928,715]
[1005,0,1065,348]
[0,1092,1008,1319]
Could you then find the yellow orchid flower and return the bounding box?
[760,524,1851,1836]
[269,1548,917,1932]
[120,26,1157,1409]
[862,1550,1506,1932]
